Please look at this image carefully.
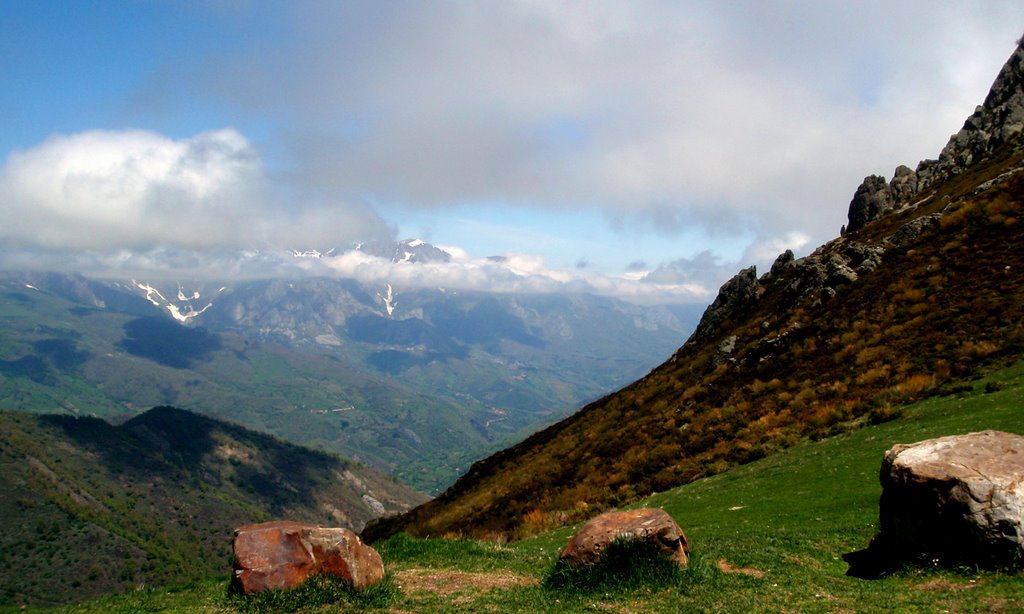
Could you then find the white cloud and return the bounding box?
[741,232,813,271]
[0,128,391,251]
[199,1,1023,251]
[313,248,710,304]
[0,129,257,249]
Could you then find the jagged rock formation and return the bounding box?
[847,35,1024,233]
[705,33,1024,333]
[846,174,898,234]
[686,266,759,346]
[923,37,1024,187]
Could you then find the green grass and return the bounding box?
[226,573,401,613]
[15,362,1024,613]
[543,537,694,592]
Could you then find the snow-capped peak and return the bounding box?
[291,248,337,259]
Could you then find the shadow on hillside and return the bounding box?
[42,407,345,515]
[0,337,91,385]
[119,317,222,368]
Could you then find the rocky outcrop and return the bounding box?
[846,35,1024,233]
[559,508,689,569]
[890,213,941,247]
[919,36,1024,190]
[668,37,1024,387]
[875,430,1024,567]
[657,35,1021,361]
[684,267,760,348]
[847,175,897,233]
[844,165,930,234]
[232,520,384,595]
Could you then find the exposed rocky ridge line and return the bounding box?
[922,35,1024,187]
[686,34,1024,352]
[847,34,1024,234]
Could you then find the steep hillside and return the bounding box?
[364,36,1024,541]
[0,406,425,607]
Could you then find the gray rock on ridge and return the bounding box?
[921,34,1024,189]
[847,34,1024,233]
[683,266,759,348]
[846,174,896,233]
[673,35,1024,368]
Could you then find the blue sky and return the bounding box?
[1,1,1021,303]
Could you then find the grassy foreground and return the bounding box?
[10,363,1024,613]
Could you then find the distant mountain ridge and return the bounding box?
[363,35,1024,541]
[0,406,425,607]
[0,259,700,493]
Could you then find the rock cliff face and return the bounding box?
[923,36,1024,186]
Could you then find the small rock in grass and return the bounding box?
[559,508,689,568]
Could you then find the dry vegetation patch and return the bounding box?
[395,567,539,598]
[716,559,767,578]
[913,577,980,592]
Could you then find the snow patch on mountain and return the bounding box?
[167,302,213,322]
[135,281,169,306]
[377,283,397,317]
[291,248,336,259]
[134,280,215,323]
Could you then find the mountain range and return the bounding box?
[0,257,701,493]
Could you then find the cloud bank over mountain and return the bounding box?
[1,1,1021,303]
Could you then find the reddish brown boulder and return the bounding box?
[559,508,689,568]
[878,430,1024,566]
[232,520,384,594]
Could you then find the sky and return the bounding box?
[1,1,1021,304]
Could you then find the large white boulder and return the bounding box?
[878,430,1024,566]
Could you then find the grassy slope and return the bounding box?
[22,360,1024,613]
